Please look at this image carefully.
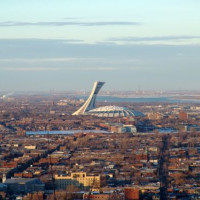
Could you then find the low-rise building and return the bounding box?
[4,178,44,194]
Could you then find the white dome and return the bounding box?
[87,105,144,118]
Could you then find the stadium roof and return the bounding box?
[88,105,144,118]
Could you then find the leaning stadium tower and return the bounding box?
[72,81,105,115]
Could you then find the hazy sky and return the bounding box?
[1,0,200,91]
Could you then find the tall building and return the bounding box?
[72,81,105,115]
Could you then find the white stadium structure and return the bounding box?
[88,106,144,118]
[72,81,144,118]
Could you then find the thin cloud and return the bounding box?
[0,57,139,64]
[0,58,82,63]
[0,21,141,27]
[109,35,200,42]
[81,67,118,71]
[2,67,118,71]
[2,67,62,71]
[0,57,112,64]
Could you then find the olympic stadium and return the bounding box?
[88,106,144,117]
[72,81,144,118]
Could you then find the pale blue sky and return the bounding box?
[0,0,200,91]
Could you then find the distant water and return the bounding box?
[78,96,199,103]
[26,130,110,135]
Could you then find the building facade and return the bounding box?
[55,172,104,190]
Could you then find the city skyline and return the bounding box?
[0,0,200,91]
